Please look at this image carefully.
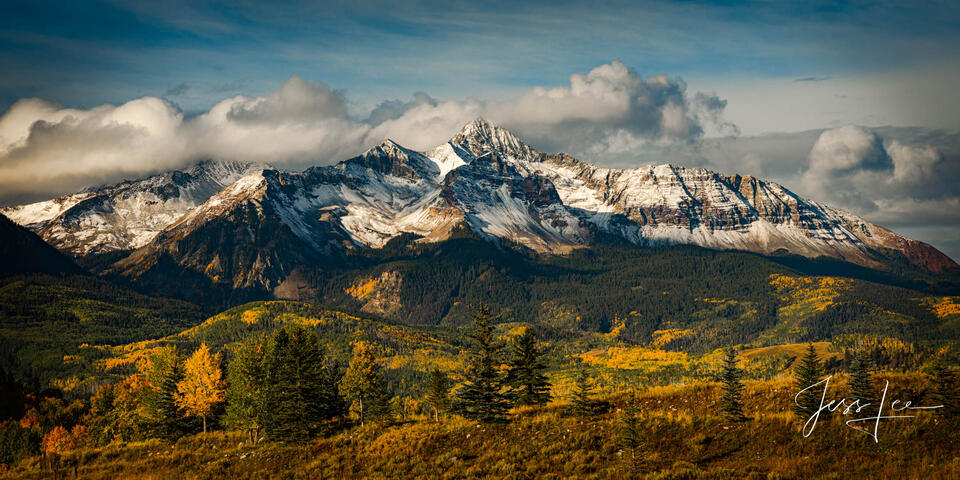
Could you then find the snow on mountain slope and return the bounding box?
[1,161,266,255]
[8,117,956,280]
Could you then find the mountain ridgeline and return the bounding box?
[2,119,957,326]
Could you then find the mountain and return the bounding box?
[4,119,956,303]
[116,118,955,287]
[0,213,81,277]
[1,160,266,256]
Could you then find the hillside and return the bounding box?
[319,238,960,348]
[0,274,206,389]
[0,213,80,278]
[3,377,956,480]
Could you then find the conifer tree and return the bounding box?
[340,340,392,426]
[264,326,343,442]
[718,348,746,422]
[929,361,960,417]
[454,304,510,423]
[847,351,878,407]
[141,346,186,440]
[225,338,267,443]
[425,369,451,422]
[571,368,598,416]
[617,398,646,475]
[176,343,225,434]
[263,327,343,442]
[793,343,825,418]
[503,328,551,407]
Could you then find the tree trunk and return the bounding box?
[358,397,364,427]
[202,415,207,434]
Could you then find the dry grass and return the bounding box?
[5,376,957,480]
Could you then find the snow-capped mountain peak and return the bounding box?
[1,160,267,255]
[450,117,540,161]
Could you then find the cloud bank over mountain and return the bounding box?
[0,62,728,202]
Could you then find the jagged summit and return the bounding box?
[449,117,540,161]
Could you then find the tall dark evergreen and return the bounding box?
[571,368,598,416]
[847,352,878,407]
[454,304,510,423]
[141,346,190,440]
[425,369,451,422]
[263,326,344,442]
[617,399,646,475]
[225,338,267,443]
[154,361,185,439]
[341,340,392,426]
[503,328,551,407]
[793,344,825,418]
[718,348,746,422]
[929,361,960,417]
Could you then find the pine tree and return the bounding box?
[793,343,825,418]
[263,327,343,442]
[617,398,646,475]
[503,328,551,407]
[425,369,451,422]
[340,340,392,426]
[929,361,960,417]
[176,343,225,434]
[847,352,878,408]
[225,338,267,443]
[719,348,746,422]
[454,304,510,423]
[571,368,598,416]
[139,346,187,440]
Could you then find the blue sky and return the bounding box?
[2,0,959,127]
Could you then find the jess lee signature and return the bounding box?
[795,375,943,442]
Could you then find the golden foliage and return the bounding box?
[768,274,852,330]
[924,296,960,318]
[345,277,379,299]
[651,329,694,348]
[577,346,689,370]
[240,309,262,324]
[176,343,225,427]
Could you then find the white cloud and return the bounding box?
[0,61,734,203]
[887,140,942,184]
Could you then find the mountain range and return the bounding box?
[2,118,956,304]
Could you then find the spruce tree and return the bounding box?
[454,304,510,423]
[571,368,598,416]
[793,343,825,418]
[225,338,267,443]
[154,360,185,439]
[617,399,646,475]
[718,348,746,422]
[425,369,451,422]
[140,346,188,439]
[929,361,960,417]
[847,351,878,408]
[503,328,551,407]
[263,326,343,442]
[340,340,392,426]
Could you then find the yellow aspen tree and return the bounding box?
[177,343,225,434]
